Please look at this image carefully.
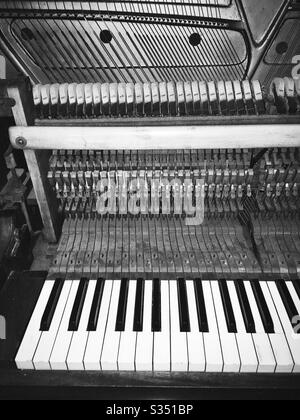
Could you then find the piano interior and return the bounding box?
[0,0,300,400]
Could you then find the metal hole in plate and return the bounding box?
[21,27,35,41]
[189,33,202,47]
[100,29,113,44]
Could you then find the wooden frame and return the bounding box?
[9,123,300,151]
[7,78,60,243]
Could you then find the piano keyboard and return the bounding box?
[16,278,300,373]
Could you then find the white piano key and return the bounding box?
[135,281,153,371]
[153,281,170,372]
[49,280,80,370]
[67,280,97,371]
[211,282,241,373]
[118,280,137,371]
[186,280,206,372]
[244,281,276,373]
[202,281,223,372]
[33,281,72,370]
[15,281,54,370]
[282,282,300,371]
[287,282,300,322]
[227,281,258,373]
[170,281,188,372]
[84,280,113,371]
[101,280,121,371]
[260,282,294,373]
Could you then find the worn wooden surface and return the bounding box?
[7,78,60,243]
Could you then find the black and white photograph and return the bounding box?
[0,0,299,403]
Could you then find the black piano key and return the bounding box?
[193,279,209,333]
[133,278,145,332]
[218,280,237,333]
[40,279,64,331]
[251,281,274,334]
[152,279,161,332]
[87,278,105,331]
[276,279,299,324]
[292,280,300,302]
[177,279,191,332]
[68,278,89,332]
[235,280,256,334]
[115,278,129,332]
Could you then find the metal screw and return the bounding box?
[16,137,27,148]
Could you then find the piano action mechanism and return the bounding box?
[1,0,300,400]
